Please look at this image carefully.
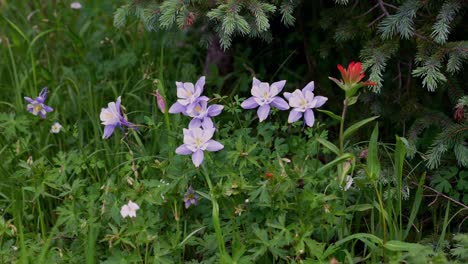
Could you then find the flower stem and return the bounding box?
[339,98,348,155]
[201,165,227,258]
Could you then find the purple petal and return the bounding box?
[257,104,270,122]
[207,104,223,117]
[103,125,116,139]
[271,80,286,94]
[304,109,315,127]
[241,97,259,109]
[312,96,328,108]
[303,81,315,93]
[206,140,224,151]
[271,97,289,110]
[192,149,204,167]
[195,76,206,95]
[185,200,192,208]
[253,77,261,87]
[176,144,193,155]
[43,105,53,112]
[169,102,186,114]
[283,92,292,100]
[202,118,214,129]
[189,118,202,129]
[24,97,34,103]
[288,109,303,123]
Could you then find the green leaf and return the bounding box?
[316,138,340,155]
[316,153,354,175]
[384,240,428,252]
[366,124,380,181]
[316,109,342,122]
[343,116,379,140]
[346,204,373,212]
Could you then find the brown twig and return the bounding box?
[422,184,468,209]
[377,0,390,16]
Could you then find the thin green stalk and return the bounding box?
[201,165,227,258]
[373,182,387,259]
[339,98,348,155]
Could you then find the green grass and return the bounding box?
[0,1,467,263]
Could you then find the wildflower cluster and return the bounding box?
[169,76,224,167]
[242,78,328,127]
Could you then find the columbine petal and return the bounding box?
[241,97,259,109]
[283,92,292,100]
[176,144,193,155]
[120,205,130,218]
[251,83,265,98]
[103,124,116,139]
[304,109,315,127]
[288,109,302,123]
[257,104,270,122]
[24,97,34,103]
[195,76,205,95]
[192,149,204,167]
[303,81,315,93]
[206,140,224,151]
[312,96,328,108]
[271,97,289,110]
[189,118,202,129]
[270,80,286,94]
[207,104,223,116]
[201,118,214,129]
[252,77,261,87]
[169,102,186,113]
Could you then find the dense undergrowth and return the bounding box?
[0,1,467,263]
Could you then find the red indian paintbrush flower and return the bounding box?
[329,61,377,98]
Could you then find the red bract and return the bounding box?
[329,61,377,98]
[338,62,365,84]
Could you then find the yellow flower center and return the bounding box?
[195,105,202,112]
[33,104,43,114]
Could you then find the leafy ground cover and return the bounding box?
[0,1,467,263]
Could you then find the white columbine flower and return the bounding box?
[120,200,140,218]
[70,2,82,9]
[50,122,63,134]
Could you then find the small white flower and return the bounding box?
[70,2,82,9]
[50,122,63,133]
[120,200,140,218]
[344,175,353,191]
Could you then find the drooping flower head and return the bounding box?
[284,81,327,127]
[50,122,63,134]
[100,96,135,139]
[175,127,224,167]
[241,78,289,122]
[329,61,377,98]
[153,89,167,114]
[183,186,199,208]
[169,76,208,114]
[120,200,140,218]
[24,87,53,118]
[186,100,224,129]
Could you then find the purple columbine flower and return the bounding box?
[24,87,53,118]
[186,100,224,129]
[241,77,289,122]
[100,96,135,139]
[175,127,224,167]
[284,81,328,127]
[169,76,208,114]
[183,186,199,208]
